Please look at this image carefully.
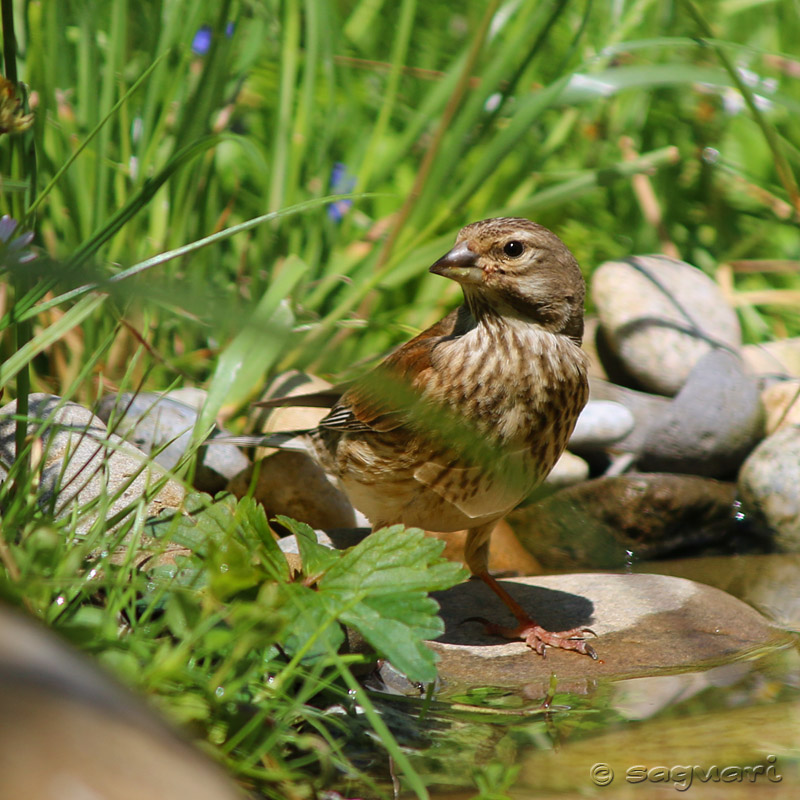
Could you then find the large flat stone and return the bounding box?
[0,605,240,800]
[428,573,792,693]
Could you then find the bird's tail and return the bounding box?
[206,430,310,452]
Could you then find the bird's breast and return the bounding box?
[428,322,589,448]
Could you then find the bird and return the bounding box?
[248,217,594,658]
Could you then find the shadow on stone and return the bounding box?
[426,574,795,694]
[432,578,595,646]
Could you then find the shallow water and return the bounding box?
[364,618,800,798]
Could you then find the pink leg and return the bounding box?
[474,571,598,660]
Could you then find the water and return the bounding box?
[364,640,800,798]
[352,552,800,797]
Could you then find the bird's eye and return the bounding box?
[503,240,524,257]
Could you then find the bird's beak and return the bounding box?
[429,241,482,284]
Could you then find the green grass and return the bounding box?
[2,0,800,797]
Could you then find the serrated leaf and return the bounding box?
[275,515,340,577]
[237,497,289,581]
[278,583,346,661]
[340,603,441,682]
[150,506,466,682]
[145,492,228,555]
[323,526,465,594]
[319,525,468,683]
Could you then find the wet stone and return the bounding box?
[738,426,800,552]
[509,473,740,570]
[427,573,790,694]
[635,553,800,631]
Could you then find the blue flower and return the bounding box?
[0,215,36,269]
[327,162,355,223]
[191,22,235,56]
[191,25,212,56]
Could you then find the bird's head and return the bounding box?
[429,217,585,342]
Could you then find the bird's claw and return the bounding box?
[466,616,599,660]
[521,624,599,660]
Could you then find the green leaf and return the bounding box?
[236,497,287,572]
[146,492,230,556]
[164,590,200,638]
[320,526,467,683]
[147,492,291,583]
[275,515,340,577]
[278,583,347,662]
[149,502,465,682]
[323,525,466,594]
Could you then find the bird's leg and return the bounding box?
[474,570,597,659]
[464,522,596,659]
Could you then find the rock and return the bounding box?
[568,400,634,452]
[426,519,543,577]
[742,337,800,380]
[96,391,249,494]
[761,379,800,434]
[739,426,800,551]
[587,376,670,456]
[509,473,740,570]
[428,573,789,693]
[251,371,334,459]
[0,605,240,800]
[165,386,212,409]
[231,373,359,530]
[639,349,764,478]
[542,450,589,488]
[96,392,193,469]
[371,659,440,696]
[637,553,800,631]
[0,394,185,535]
[592,255,741,395]
[228,450,357,530]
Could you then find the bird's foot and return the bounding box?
[468,617,598,659]
[519,622,598,659]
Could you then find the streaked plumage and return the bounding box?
[260,218,595,657]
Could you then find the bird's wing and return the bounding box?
[413,450,530,519]
[318,307,471,434]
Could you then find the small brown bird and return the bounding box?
[257,218,594,658]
